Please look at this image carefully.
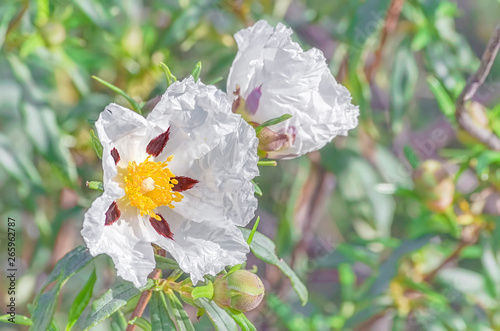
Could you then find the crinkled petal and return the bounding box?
[81,193,155,287]
[174,116,258,226]
[95,103,169,186]
[227,20,359,159]
[147,77,242,166]
[148,208,250,285]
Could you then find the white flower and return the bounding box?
[82,77,259,287]
[227,20,359,159]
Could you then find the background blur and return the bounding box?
[1,0,500,330]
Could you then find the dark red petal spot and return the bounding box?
[172,176,198,192]
[105,201,121,226]
[111,148,120,165]
[150,214,174,240]
[146,128,170,157]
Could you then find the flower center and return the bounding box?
[123,155,183,220]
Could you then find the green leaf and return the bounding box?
[426,75,455,120]
[196,298,238,331]
[86,181,103,192]
[0,314,32,325]
[31,246,95,331]
[150,291,176,331]
[251,180,262,196]
[192,281,214,300]
[255,114,292,135]
[66,268,97,331]
[110,311,128,331]
[225,308,257,331]
[92,75,142,115]
[129,317,152,331]
[247,217,260,245]
[78,279,154,330]
[30,273,64,331]
[20,102,78,185]
[159,63,177,87]
[368,234,435,296]
[191,61,202,81]
[240,229,308,305]
[390,39,418,134]
[403,145,421,169]
[208,77,223,85]
[155,254,179,269]
[90,129,103,159]
[165,291,195,331]
[338,263,356,301]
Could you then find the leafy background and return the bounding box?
[1,0,500,330]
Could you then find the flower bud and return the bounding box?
[213,270,265,312]
[412,160,454,212]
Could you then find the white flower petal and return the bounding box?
[227,20,359,159]
[96,103,168,185]
[148,208,249,285]
[81,193,155,287]
[147,77,241,165]
[174,115,258,226]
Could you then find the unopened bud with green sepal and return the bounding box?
[212,270,265,312]
[412,160,454,212]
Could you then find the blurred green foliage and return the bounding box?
[1,0,500,330]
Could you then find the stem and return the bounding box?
[365,0,406,81]
[257,160,277,167]
[126,269,161,331]
[423,241,468,283]
[455,24,500,150]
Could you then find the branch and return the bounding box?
[455,23,500,151]
[125,268,161,331]
[365,0,406,81]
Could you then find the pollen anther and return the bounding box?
[124,155,183,219]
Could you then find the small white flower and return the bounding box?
[227,20,359,159]
[82,77,259,287]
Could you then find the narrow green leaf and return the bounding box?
[128,317,152,331]
[368,234,435,296]
[155,255,179,270]
[196,298,238,331]
[86,181,103,192]
[255,114,292,135]
[0,314,32,325]
[247,217,260,245]
[31,246,95,331]
[92,75,142,115]
[191,61,202,81]
[165,291,195,331]
[225,308,257,331]
[338,264,356,302]
[110,311,128,331]
[426,75,455,119]
[192,281,214,300]
[159,62,177,87]
[208,76,223,85]
[150,291,176,330]
[403,145,420,169]
[79,279,154,330]
[257,161,277,167]
[90,129,103,159]
[251,180,262,196]
[30,273,64,331]
[240,229,308,305]
[66,268,97,331]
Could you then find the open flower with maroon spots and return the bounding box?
[227,20,359,159]
[82,77,259,287]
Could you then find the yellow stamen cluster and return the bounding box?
[124,155,183,220]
